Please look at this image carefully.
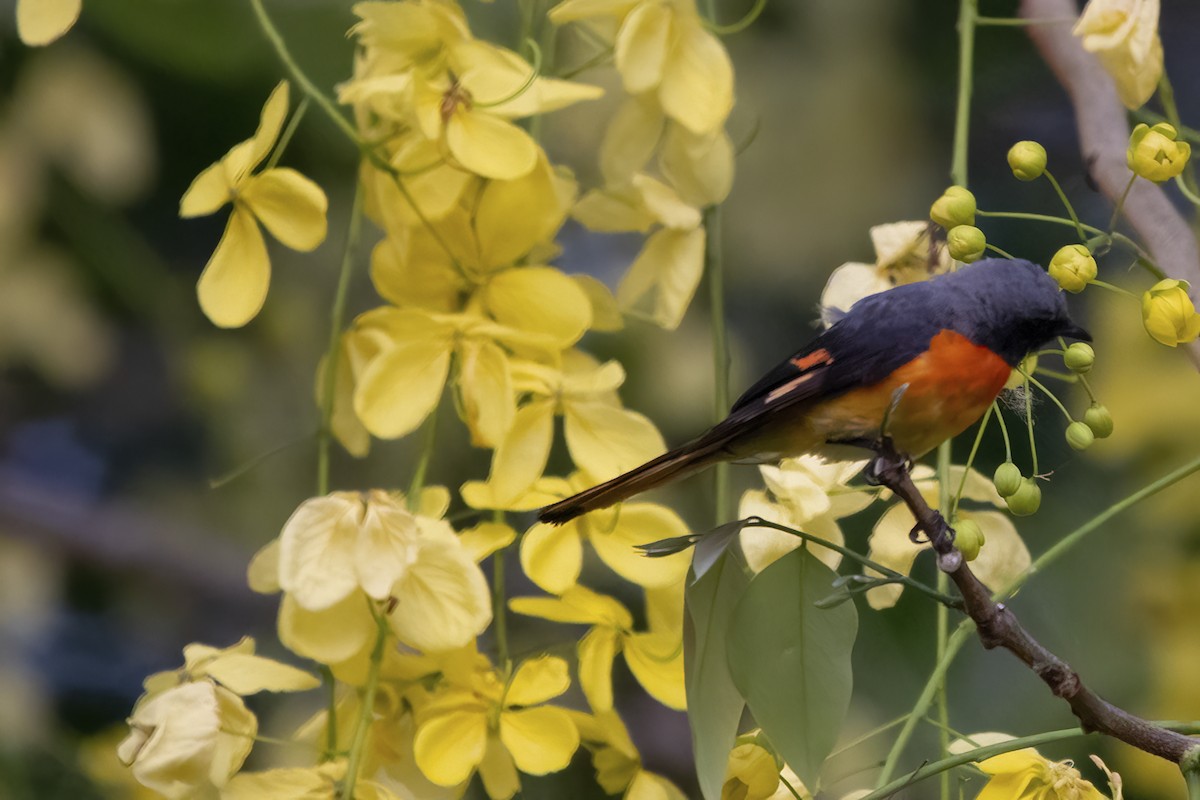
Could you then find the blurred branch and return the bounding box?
[864,437,1200,767]
[1019,0,1200,368]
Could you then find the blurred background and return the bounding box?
[1,0,1199,797]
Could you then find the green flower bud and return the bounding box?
[1005,478,1042,516]
[1047,244,1097,293]
[947,225,986,263]
[1007,140,1047,181]
[930,186,977,229]
[1063,342,1095,373]
[954,518,986,561]
[1127,123,1192,183]
[993,462,1023,498]
[1066,420,1095,451]
[1083,403,1114,438]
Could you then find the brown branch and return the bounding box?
[865,438,1200,765]
[1019,0,1200,368]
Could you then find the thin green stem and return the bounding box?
[935,442,952,800]
[975,210,1165,277]
[317,181,365,496]
[975,15,1075,26]
[779,774,805,800]
[1042,169,1086,243]
[992,401,1012,462]
[265,96,309,171]
[743,519,962,608]
[1175,173,1200,207]
[319,665,338,761]
[1023,374,1038,475]
[706,206,732,524]
[1021,371,1073,423]
[343,611,389,800]
[492,511,510,669]
[1089,278,1140,300]
[985,243,1017,259]
[408,402,441,507]
[474,38,542,109]
[705,0,769,35]
[951,405,993,518]
[1108,174,1137,233]
[209,430,316,489]
[1158,71,1200,197]
[828,715,911,760]
[950,0,978,187]
[557,45,613,79]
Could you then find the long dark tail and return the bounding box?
[537,441,726,525]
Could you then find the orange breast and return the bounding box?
[802,330,1012,457]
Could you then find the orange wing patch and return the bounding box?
[790,348,832,371]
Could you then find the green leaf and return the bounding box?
[726,547,858,791]
[685,544,752,800]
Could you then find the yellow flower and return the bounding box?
[344,3,602,180]
[1142,278,1200,347]
[573,173,706,329]
[221,762,349,800]
[118,682,255,799]
[1073,0,1162,110]
[412,656,580,799]
[1126,122,1191,183]
[976,748,1107,800]
[142,636,320,697]
[1048,244,1098,293]
[520,479,691,593]
[551,0,734,136]
[722,740,811,800]
[460,354,666,508]
[266,489,491,655]
[571,710,689,800]
[820,221,952,323]
[16,0,81,45]
[737,455,872,574]
[864,466,1030,609]
[510,585,685,712]
[180,82,328,328]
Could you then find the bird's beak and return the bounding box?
[1059,322,1092,342]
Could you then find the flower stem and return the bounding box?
[408,402,440,507]
[950,0,978,188]
[1042,168,1086,243]
[492,511,510,670]
[976,210,1166,278]
[1108,173,1137,233]
[705,205,731,524]
[265,96,309,171]
[1021,370,1073,423]
[992,401,1012,462]
[1089,278,1140,300]
[317,181,364,497]
[342,611,389,800]
[951,404,993,518]
[705,0,769,35]
[1024,373,1038,475]
[985,243,1017,259]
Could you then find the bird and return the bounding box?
[538,258,1090,525]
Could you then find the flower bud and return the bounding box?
[1063,342,1095,373]
[954,518,986,561]
[1083,403,1114,438]
[1005,478,1042,516]
[1047,244,1097,293]
[1142,279,1200,347]
[1007,140,1047,181]
[947,225,986,263]
[1127,123,1192,183]
[930,186,976,229]
[993,462,1023,498]
[1066,420,1095,451]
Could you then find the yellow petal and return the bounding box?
[519,521,584,594]
[623,631,686,709]
[484,266,593,346]
[476,155,567,270]
[962,511,1031,594]
[478,735,521,800]
[389,539,492,652]
[318,334,371,458]
[179,161,234,218]
[633,173,702,230]
[820,262,890,321]
[572,187,657,233]
[354,335,454,439]
[587,503,691,589]
[17,0,81,45]
[458,339,515,448]
[196,208,270,329]
[277,493,364,611]
[615,2,672,94]
[240,168,328,252]
[601,96,666,186]
[446,110,538,180]
[659,125,734,207]
[499,707,580,774]
[506,654,572,706]
[229,81,290,183]
[578,627,621,712]
[222,765,340,800]
[573,274,625,332]
[563,400,666,483]
[414,709,488,786]
[616,227,706,330]
[277,592,375,666]
[199,652,320,695]
[864,502,921,610]
[482,398,557,504]
[510,585,634,628]
[247,538,281,594]
[659,19,734,135]
[454,40,603,118]
[977,747,1046,776]
[549,0,640,23]
[120,682,229,798]
[369,234,464,312]
[628,771,689,800]
[459,521,517,562]
[355,498,420,601]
